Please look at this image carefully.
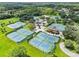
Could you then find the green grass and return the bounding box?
[0,17,68,57]
[20,41,49,57]
[0,32,48,57]
[0,34,19,56]
[0,17,20,34]
[0,17,48,57]
[54,42,68,57]
[0,34,68,57]
[0,17,19,25]
[0,18,20,56]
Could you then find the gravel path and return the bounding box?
[60,42,79,57]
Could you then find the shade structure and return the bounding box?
[48,24,65,32]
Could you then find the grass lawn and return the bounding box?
[0,17,20,56]
[20,41,49,57]
[0,17,49,57]
[0,34,19,56]
[0,17,68,57]
[0,32,49,57]
[0,17,20,34]
[0,17,19,25]
[54,42,68,57]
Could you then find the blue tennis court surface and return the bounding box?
[37,32,59,43]
[7,28,34,42]
[39,42,50,52]
[39,42,55,53]
[48,24,65,32]
[17,29,33,36]
[29,39,41,47]
[7,32,25,42]
[7,22,25,29]
[29,32,59,53]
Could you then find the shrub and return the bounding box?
[75,45,79,53]
[65,40,74,50]
[10,46,29,57]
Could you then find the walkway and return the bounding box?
[60,42,79,57]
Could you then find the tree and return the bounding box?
[0,14,13,20]
[69,11,79,23]
[20,15,33,22]
[76,39,79,44]
[38,7,54,15]
[65,40,74,50]
[63,24,77,40]
[10,46,29,57]
[47,18,54,25]
[63,18,74,25]
[75,32,79,44]
[27,23,35,30]
[75,45,79,53]
[59,11,66,18]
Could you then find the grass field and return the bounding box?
[54,43,68,57]
[0,17,20,34]
[0,18,19,26]
[0,17,68,57]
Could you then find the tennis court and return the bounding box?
[37,32,59,43]
[29,32,59,53]
[7,22,25,29]
[7,32,25,42]
[29,39,42,47]
[17,29,33,36]
[7,28,34,42]
[39,42,55,53]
